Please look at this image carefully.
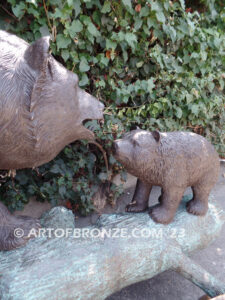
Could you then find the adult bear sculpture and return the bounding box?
[0,30,104,250]
[112,130,220,224]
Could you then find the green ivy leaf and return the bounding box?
[79,58,90,72]
[101,1,111,13]
[61,49,70,62]
[12,2,26,19]
[163,24,176,42]
[124,33,137,49]
[186,94,193,104]
[87,23,100,37]
[200,51,207,61]
[151,1,162,12]
[175,107,183,119]
[59,185,67,198]
[156,11,165,23]
[26,0,37,6]
[67,0,72,5]
[191,104,199,116]
[97,54,109,66]
[79,74,89,86]
[136,61,144,68]
[134,18,143,30]
[208,82,215,92]
[67,20,83,38]
[147,78,155,92]
[52,8,63,19]
[98,172,108,181]
[106,39,117,50]
[39,25,50,37]
[179,0,185,10]
[50,164,62,174]
[56,34,71,49]
[73,0,81,17]
[122,0,132,11]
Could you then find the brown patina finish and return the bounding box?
[113,130,220,224]
[0,30,104,250]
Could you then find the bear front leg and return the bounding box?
[0,202,41,251]
[126,179,152,213]
[149,187,185,224]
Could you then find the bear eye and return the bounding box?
[47,60,53,79]
[132,140,139,147]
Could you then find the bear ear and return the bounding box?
[24,36,50,71]
[152,130,161,142]
[130,125,140,131]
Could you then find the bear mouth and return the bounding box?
[83,119,98,130]
[82,119,103,141]
[112,151,130,166]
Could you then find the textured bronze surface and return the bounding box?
[0,30,104,250]
[113,130,220,224]
[0,198,225,299]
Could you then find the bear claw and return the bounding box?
[148,204,174,224]
[126,202,148,213]
[186,199,208,216]
[0,216,41,251]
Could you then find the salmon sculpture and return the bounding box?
[0,30,104,250]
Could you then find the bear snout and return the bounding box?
[112,141,119,155]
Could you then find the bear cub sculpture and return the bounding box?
[112,130,220,224]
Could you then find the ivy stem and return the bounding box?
[43,0,54,39]
[88,141,110,180]
[0,4,18,21]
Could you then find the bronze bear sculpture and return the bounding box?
[113,130,220,224]
[0,30,104,250]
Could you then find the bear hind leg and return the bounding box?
[0,202,41,251]
[187,169,219,216]
[186,183,210,216]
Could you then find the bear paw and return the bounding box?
[126,201,148,213]
[186,199,208,216]
[148,204,174,224]
[0,215,41,251]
